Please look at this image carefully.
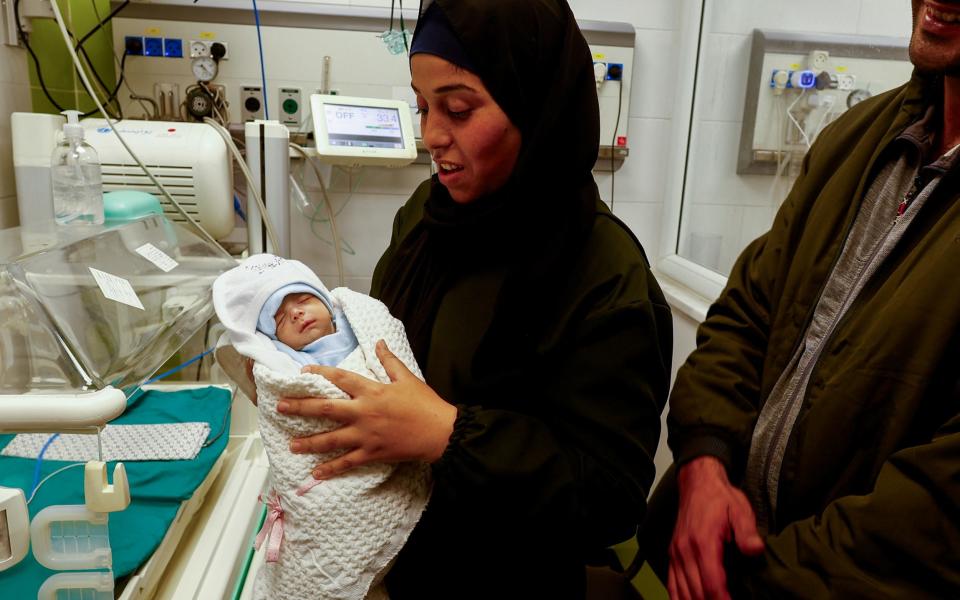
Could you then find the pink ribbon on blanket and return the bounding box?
[255,491,285,562]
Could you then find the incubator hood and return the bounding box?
[0,216,236,432]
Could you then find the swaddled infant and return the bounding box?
[212,254,430,600]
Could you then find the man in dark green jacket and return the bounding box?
[666,1,960,598]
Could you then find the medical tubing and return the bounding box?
[610,79,623,210]
[29,433,61,497]
[252,0,270,119]
[26,463,86,506]
[787,89,812,149]
[202,118,282,252]
[49,0,228,257]
[289,143,345,286]
[126,347,216,407]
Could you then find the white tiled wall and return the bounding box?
[114,2,665,291]
[277,1,686,274]
[677,0,914,274]
[286,0,682,281]
[575,1,682,260]
[0,45,32,229]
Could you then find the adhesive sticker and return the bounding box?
[89,268,145,310]
[135,243,179,272]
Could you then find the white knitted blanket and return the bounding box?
[212,256,431,600]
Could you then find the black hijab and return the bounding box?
[376,0,602,369]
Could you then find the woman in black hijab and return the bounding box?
[281,1,672,596]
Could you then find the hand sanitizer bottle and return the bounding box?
[51,110,104,225]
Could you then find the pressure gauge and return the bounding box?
[846,88,872,109]
[191,57,218,82]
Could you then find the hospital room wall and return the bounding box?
[0,0,115,228]
[0,45,31,229]
[677,0,913,275]
[289,0,682,292]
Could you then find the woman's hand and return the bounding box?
[280,340,457,479]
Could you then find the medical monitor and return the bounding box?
[310,95,417,167]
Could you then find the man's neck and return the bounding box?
[941,74,960,156]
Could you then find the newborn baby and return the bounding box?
[212,254,430,600]
[257,282,359,368]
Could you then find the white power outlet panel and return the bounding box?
[750,52,912,157]
[240,86,264,122]
[739,31,913,174]
[278,87,301,127]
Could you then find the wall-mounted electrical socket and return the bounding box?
[606,63,624,81]
[241,85,265,122]
[837,73,857,91]
[279,88,301,127]
[807,50,830,72]
[189,39,229,60]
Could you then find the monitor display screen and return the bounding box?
[323,104,405,150]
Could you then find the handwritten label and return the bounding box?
[89,268,145,310]
[136,243,179,272]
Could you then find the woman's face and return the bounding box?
[411,53,522,203]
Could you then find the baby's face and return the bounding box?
[274,292,334,350]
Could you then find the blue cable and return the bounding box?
[29,434,60,498]
[143,347,214,386]
[30,347,215,494]
[234,194,247,222]
[252,0,269,119]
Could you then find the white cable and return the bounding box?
[27,462,85,505]
[49,0,228,256]
[768,95,792,206]
[810,95,836,143]
[289,143,345,287]
[786,90,812,149]
[202,117,282,253]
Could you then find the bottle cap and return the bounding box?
[61,110,84,139]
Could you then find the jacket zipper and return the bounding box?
[761,165,949,527]
[754,147,916,529]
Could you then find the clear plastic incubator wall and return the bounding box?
[0,216,268,600]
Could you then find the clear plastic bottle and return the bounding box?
[51,110,104,225]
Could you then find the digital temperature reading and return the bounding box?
[324,104,405,149]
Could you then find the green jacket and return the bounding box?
[372,183,672,598]
[668,72,960,597]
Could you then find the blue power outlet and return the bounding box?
[163,38,183,58]
[124,36,143,56]
[606,63,624,81]
[144,37,164,57]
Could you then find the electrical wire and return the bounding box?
[49,0,229,256]
[14,0,73,115]
[252,0,270,119]
[786,89,812,149]
[14,0,128,118]
[203,117,282,252]
[399,0,409,52]
[74,0,131,50]
[290,143,345,286]
[609,79,624,211]
[90,0,152,118]
[26,463,85,505]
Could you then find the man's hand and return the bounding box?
[668,456,765,600]
[279,340,457,479]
